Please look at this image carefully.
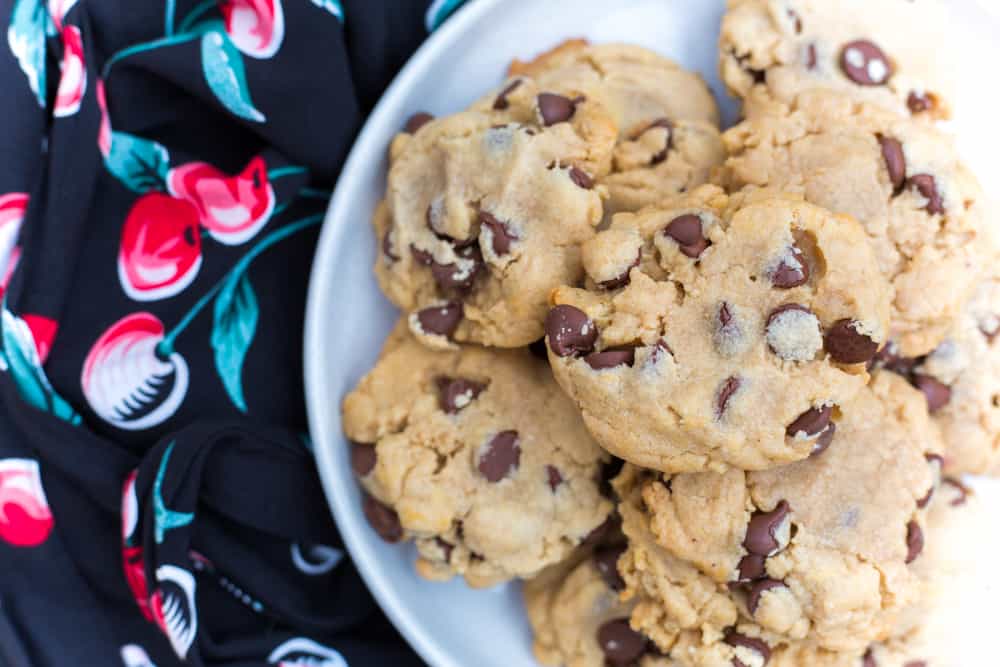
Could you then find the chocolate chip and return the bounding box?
[907,91,932,113]
[416,303,463,338]
[744,500,791,556]
[925,452,945,468]
[806,44,817,69]
[787,9,802,33]
[871,342,917,375]
[862,648,877,667]
[719,302,734,328]
[404,112,434,134]
[943,477,971,506]
[980,315,1000,342]
[903,662,927,667]
[771,246,809,288]
[585,347,635,370]
[410,244,434,265]
[641,118,673,165]
[545,305,598,357]
[493,79,522,110]
[430,245,484,291]
[362,493,403,543]
[599,251,641,290]
[825,319,878,364]
[597,619,648,665]
[537,93,577,126]
[840,40,892,86]
[907,174,944,215]
[877,134,906,193]
[664,214,709,258]
[479,211,517,256]
[716,377,741,417]
[382,229,399,261]
[434,537,453,562]
[569,166,594,189]
[350,442,376,476]
[649,338,673,364]
[723,630,771,665]
[478,430,520,482]
[916,484,934,509]
[736,554,766,583]
[911,374,951,413]
[594,544,627,591]
[786,404,833,439]
[747,578,785,615]
[810,422,836,457]
[546,465,563,492]
[436,377,485,414]
[905,520,923,563]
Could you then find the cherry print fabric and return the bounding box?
[0,0,466,664]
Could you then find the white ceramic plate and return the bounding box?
[304,2,1000,665]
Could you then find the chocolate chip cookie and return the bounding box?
[477,40,726,215]
[545,186,891,473]
[873,274,1000,476]
[376,91,615,348]
[721,89,989,357]
[615,372,943,661]
[341,323,613,587]
[720,0,952,119]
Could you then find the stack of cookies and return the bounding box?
[342,3,998,665]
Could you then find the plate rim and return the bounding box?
[303,1,507,666]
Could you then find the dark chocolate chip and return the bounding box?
[905,520,923,563]
[479,211,518,256]
[569,166,594,189]
[664,214,709,258]
[597,619,648,665]
[599,251,641,290]
[736,554,766,583]
[840,40,892,86]
[786,404,833,439]
[382,228,399,261]
[545,305,598,357]
[416,303,463,338]
[546,465,563,492]
[584,347,635,370]
[907,91,932,114]
[430,245,484,291]
[436,377,486,414]
[493,79,522,110]
[911,374,951,413]
[747,578,786,615]
[404,112,434,134]
[903,662,927,667]
[537,93,577,126]
[641,118,673,165]
[862,648,877,667]
[594,544,627,591]
[478,430,520,482]
[877,134,906,193]
[825,319,879,364]
[771,246,810,288]
[980,316,1000,342]
[871,342,918,375]
[649,338,673,364]
[362,493,403,543]
[410,244,434,265]
[350,442,376,477]
[943,477,971,506]
[787,9,802,33]
[720,302,735,328]
[716,376,742,417]
[916,484,934,509]
[806,44,817,69]
[723,629,771,665]
[907,174,944,215]
[744,500,791,556]
[810,422,836,457]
